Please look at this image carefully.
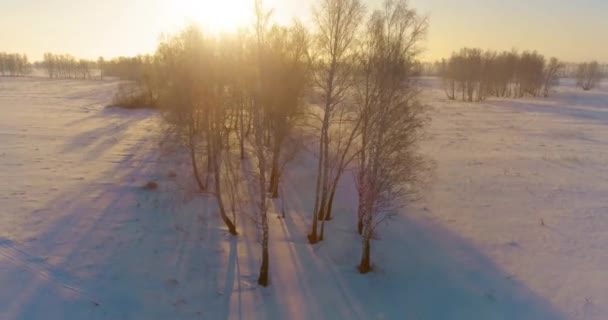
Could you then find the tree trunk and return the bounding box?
[258,241,269,286]
[308,126,326,244]
[317,127,330,222]
[317,174,330,240]
[319,214,326,241]
[190,146,206,191]
[310,42,335,243]
[245,112,252,137]
[268,143,281,198]
[213,151,237,236]
[319,188,327,241]
[358,237,371,274]
[239,105,245,160]
[356,195,364,235]
[317,191,328,221]
[268,170,280,198]
[324,179,339,220]
[206,143,213,188]
[308,187,320,244]
[240,138,245,160]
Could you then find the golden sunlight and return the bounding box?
[166,0,253,33]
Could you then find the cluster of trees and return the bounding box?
[38,53,159,81]
[576,61,604,91]
[0,52,30,76]
[98,55,154,80]
[104,56,158,108]
[128,0,428,285]
[42,53,96,79]
[439,49,564,101]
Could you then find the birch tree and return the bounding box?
[156,25,238,235]
[354,0,428,273]
[542,57,564,97]
[308,0,365,244]
[264,23,310,198]
[252,0,273,286]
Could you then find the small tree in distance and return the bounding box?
[576,61,603,91]
[97,57,105,80]
[542,57,564,97]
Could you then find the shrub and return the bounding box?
[110,83,157,109]
[576,61,604,91]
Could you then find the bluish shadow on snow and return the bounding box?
[250,150,569,320]
[488,87,608,124]
[0,99,568,320]
[61,110,155,162]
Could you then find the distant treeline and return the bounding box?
[437,49,564,101]
[42,53,96,79]
[420,51,606,100]
[0,52,30,77]
[39,53,153,80]
[98,55,154,80]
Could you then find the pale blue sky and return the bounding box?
[1,0,606,62]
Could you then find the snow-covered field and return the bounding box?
[0,76,606,319]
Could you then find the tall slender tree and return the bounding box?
[354,0,428,272]
[308,0,365,244]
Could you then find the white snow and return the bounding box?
[0,76,606,319]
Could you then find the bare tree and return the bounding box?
[516,51,545,97]
[101,55,152,80]
[252,0,273,286]
[308,0,365,244]
[0,53,30,77]
[263,23,310,198]
[577,61,603,91]
[41,53,94,79]
[542,57,564,97]
[156,25,238,235]
[354,0,428,273]
[221,31,255,161]
[442,49,553,100]
[209,91,239,236]
[156,26,212,192]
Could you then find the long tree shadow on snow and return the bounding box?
[3,108,262,320]
[1,104,569,319]
[491,89,608,124]
[3,108,267,320]
[0,108,203,319]
[61,108,155,161]
[1,137,161,319]
[253,152,568,320]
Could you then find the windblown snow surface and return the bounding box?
[0,76,606,319]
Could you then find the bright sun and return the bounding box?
[167,0,253,33]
